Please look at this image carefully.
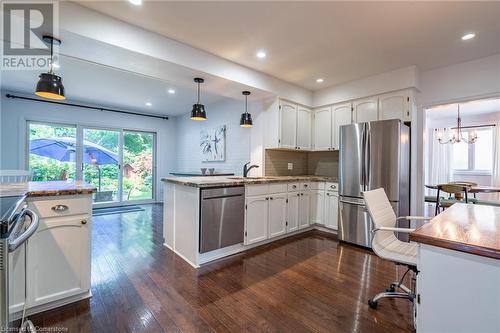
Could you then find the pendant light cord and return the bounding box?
[49,39,54,74]
[197,81,200,104]
[245,94,248,114]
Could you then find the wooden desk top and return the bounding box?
[410,203,500,259]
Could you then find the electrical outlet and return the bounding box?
[287,163,293,170]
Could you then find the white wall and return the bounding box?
[174,98,263,175]
[0,91,177,200]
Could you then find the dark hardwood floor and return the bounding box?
[22,204,413,332]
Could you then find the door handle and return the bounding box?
[51,204,69,212]
[81,219,88,225]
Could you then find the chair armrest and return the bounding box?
[374,227,416,233]
[396,216,432,221]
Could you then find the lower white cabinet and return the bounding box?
[245,195,269,245]
[310,190,325,225]
[325,191,339,230]
[286,192,300,232]
[298,192,310,229]
[268,194,287,238]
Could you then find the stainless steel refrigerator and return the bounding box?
[339,119,410,248]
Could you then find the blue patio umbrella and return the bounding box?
[30,137,119,190]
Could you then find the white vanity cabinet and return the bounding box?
[10,194,92,315]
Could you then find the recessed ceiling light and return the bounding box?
[145,102,152,107]
[461,33,475,41]
[256,50,267,59]
[316,78,324,83]
[129,0,142,6]
[168,89,175,94]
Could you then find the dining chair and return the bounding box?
[450,181,478,199]
[435,184,471,216]
[0,170,33,183]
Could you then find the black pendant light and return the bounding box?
[190,78,207,121]
[240,91,253,128]
[35,36,65,100]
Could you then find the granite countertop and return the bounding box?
[161,175,338,188]
[410,203,500,260]
[0,181,96,198]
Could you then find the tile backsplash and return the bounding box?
[265,149,339,178]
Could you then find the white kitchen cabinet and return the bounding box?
[378,90,411,122]
[268,194,287,238]
[27,214,91,307]
[325,191,339,230]
[279,101,297,149]
[298,192,310,229]
[353,97,378,123]
[287,192,300,232]
[310,190,325,225]
[313,107,332,151]
[245,195,269,245]
[332,102,352,149]
[9,246,25,313]
[296,106,312,150]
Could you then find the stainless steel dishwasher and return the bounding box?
[199,186,245,253]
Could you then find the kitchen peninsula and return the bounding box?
[0,181,95,319]
[410,203,500,333]
[162,176,339,267]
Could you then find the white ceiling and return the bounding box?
[77,1,500,90]
[426,97,500,119]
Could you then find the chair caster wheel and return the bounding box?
[386,287,395,292]
[368,299,378,309]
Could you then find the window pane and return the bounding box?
[29,123,77,181]
[452,141,468,170]
[123,131,154,201]
[474,129,493,171]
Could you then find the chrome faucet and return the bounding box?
[243,162,259,177]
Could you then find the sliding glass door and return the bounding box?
[27,121,156,206]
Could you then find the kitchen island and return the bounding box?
[0,181,95,319]
[162,176,338,267]
[410,203,500,333]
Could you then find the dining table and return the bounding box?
[425,184,500,194]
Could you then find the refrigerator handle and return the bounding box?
[365,124,371,190]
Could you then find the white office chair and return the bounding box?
[0,170,33,183]
[362,188,430,313]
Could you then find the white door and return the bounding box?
[332,103,352,149]
[268,194,287,238]
[245,196,269,245]
[287,192,300,232]
[378,91,410,121]
[325,192,339,230]
[310,190,325,225]
[27,215,90,307]
[297,106,312,150]
[354,98,378,123]
[313,107,332,151]
[279,101,297,149]
[298,192,310,229]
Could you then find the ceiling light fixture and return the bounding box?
[316,78,324,83]
[190,78,207,121]
[240,91,253,128]
[256,50,267,59]
[435,104,477,145]
[461,33,475,41]
[35,35,65,100]
[145,102,152,107]
[168,89,175,94]
[128,0,142,6]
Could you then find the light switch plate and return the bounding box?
[287,163,293,170]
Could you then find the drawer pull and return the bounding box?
[292,185,297,189]
[330,185,337,189]
[81,219,88,225]
[51,204,69,212]
[303,184,308,188]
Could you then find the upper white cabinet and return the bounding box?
[296,106,312,150]
[332,102,353,149]
[313,107,332,151]
[279,101,297,149]
[378,90,412,122]
[353,97,378,123]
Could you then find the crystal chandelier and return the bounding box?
[435,104,477,145]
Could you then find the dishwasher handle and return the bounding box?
[202,194,244,200]
[8,209,39,252]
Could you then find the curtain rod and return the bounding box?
[5,94,169,120]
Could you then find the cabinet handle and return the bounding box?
[330,185,336,189]
[292,185,297,189]
[266,197,269,200]
[304,184,308,188]
[51,204,69,212]
[297,193,300,197]
[81,219,88,225]
[300,193,304,196]
[270,197,274,200]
